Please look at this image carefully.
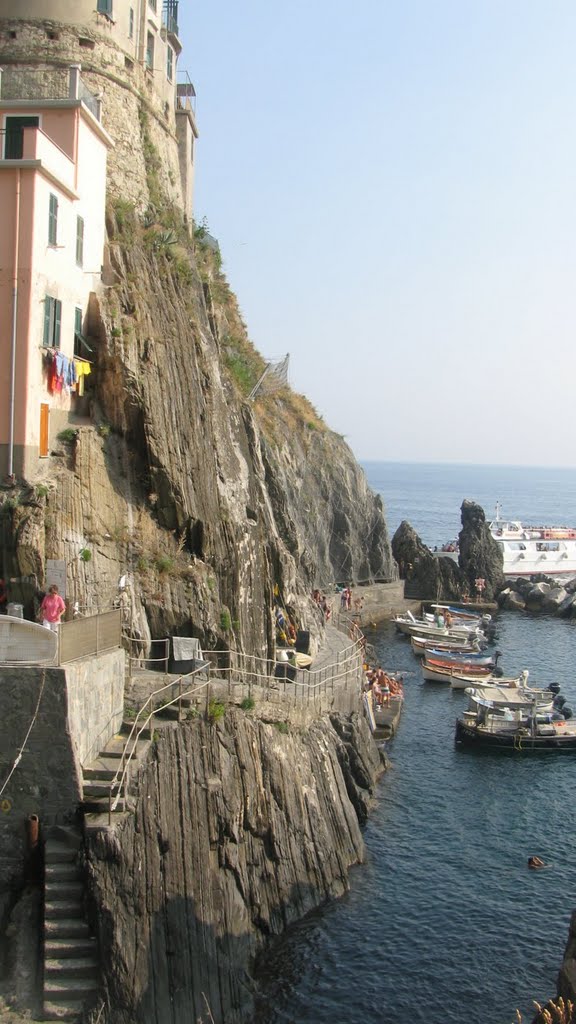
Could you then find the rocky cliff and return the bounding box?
[85,709,383,1024]
[1,200,395,653]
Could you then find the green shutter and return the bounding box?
[43,297,52,347]
[54,300,62,350]
[76,216,84,266]
[48,194,58,246]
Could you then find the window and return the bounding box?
[129,7,134,37]
[43,296,62,349]
[4,116,39,159]
[97,0,113,14]
[76,216,84,267]
[48,194,58,246]
[74,307,93,358]
[146,31,155,70]
[166,45,173,81]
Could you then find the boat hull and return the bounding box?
[455,718,576,751]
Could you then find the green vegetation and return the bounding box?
[155,555,174,575]
[58,428,78,444]
[97,423,111,438]
[240,696,255,711]
[35,484,49,499]
[274,721,289,735]
[136,555,150,573]
[207,698,226,724]
[220,608,231,632]
[79,548,92,563]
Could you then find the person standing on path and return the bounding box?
[39,585,66,631]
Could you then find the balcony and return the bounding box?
[176,70,196,116]
[0,66,101,121]
[162,0,179,38]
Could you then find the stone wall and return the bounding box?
[0,649,123,926]
[0,18,186,213]
[63,648,125,765]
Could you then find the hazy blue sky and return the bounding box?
[178,1,576,466]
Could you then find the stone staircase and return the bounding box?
[82,724,152,830]
[43,831,98,1021]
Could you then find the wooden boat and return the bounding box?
[455,686,575,750]
[425,648,497,667]
[410,634,485,657]
[455,715,576,751]
[422,660,497,684]
[394,614,486,642]
[0,614,58,664]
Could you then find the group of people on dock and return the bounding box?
[365,667,404,706]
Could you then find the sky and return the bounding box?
[177,1,576,467]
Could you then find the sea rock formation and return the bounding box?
[85,709,383,1024]
[391,521,462,600]
[457,500,505,601]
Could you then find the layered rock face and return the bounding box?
[457,500,505,601]
[391,500,505,601]
[86,710,383,1024]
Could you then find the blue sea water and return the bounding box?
[254,463,576,1024]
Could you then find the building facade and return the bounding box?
[0,66,112,479]
[0,1,198,480]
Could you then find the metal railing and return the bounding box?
[110,630,366,822]
[58,610,122,665]
[0,66,101,121]
[123,632,170,678]
[107,662,212,822]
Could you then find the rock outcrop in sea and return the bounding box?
[391,499,505,601]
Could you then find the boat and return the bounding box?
[425,647,498,667]
[429,604,489,624]
[490,502,576,577]
[455,690,576,751]
[422,659,499,684]
[410,634,485,657]
[462,681,556,713]
[394,613,487,642]
[0,614,58,664]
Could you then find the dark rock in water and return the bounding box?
[525,582,551,611]
[541,587,569,613]
[458,500,505,601]
[391,521,463,600]
[557,593,576,618]
[503,590,526,612]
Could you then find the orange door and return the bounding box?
[39,404,49,457]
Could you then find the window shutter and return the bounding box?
[54,300,62,349]
[43,297,52,347]
[49,194,58,246]
[76,216,84,266]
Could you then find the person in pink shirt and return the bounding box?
[39,585,66,631]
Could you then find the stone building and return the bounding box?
[0,0,198,218]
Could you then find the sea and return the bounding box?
[254,462,576,1024]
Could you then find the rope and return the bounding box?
[0,668,46,798]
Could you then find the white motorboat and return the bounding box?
[490,502,576,578]
[410,634,485,657]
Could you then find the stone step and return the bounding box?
[45,881,84,901]
[45,938,97,959]
[121,721,151,739]
[44,976,98,998]
[82,757,121,780]
[45,918,92,940]
[83,809,129,833]
[98,735,150,759]
[45,957,98,978]
[45,843,78,865]
[45,901,84,920]
[45,863,79,883]
[43,998,87,1020]
[82,781,114,797]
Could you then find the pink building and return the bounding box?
[0,65,112,481]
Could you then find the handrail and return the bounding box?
[108,661,211,822]
[109,630,366,822]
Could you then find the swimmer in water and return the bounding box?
[528,856,546,869]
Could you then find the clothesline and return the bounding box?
[43,349,92,397]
